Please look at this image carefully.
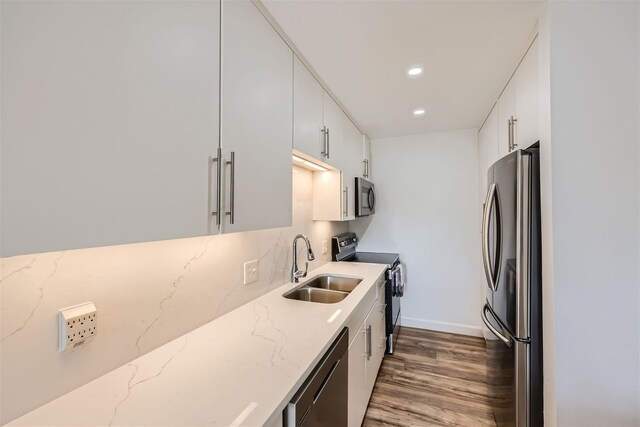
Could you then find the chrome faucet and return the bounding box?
[291,234,315,283]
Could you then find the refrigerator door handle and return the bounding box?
[482,183,501,291]
[481,304,512,346]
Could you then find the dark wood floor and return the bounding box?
[362,327,497,427]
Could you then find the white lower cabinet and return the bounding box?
[348,322,369,427]
[365,299,386,392]
[347,276,386,427]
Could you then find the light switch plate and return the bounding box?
[321,240,328,255]
[59,302,97,352]
[244,260,258,285]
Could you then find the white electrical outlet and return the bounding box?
[244,260,258,285]
[59,302,97,352]
[321,240,328,255]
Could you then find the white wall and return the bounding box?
[350,129,482,336]
[537,6,558,426]
[543,1,640,425]
[0,166,347,424]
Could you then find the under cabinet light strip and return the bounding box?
[292,155,328,172]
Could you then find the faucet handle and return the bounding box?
[294,265,308,282]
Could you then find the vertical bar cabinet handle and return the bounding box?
[211,147,222,226]
[226,151,235,225]
[326,127,330,158]
[511,116,518,150]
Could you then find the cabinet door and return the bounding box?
[221,0,293,234]
[320,93,359,221]
[293,56,325,160]
[342,118,362,220]
[514,38,539,149]
[1,1,220,256]
[348,322,368,427]
[497,80,516,159]
[363,134,371,179]
[478,106,500,203]
[365,299,386,392]
[322,93,345,169]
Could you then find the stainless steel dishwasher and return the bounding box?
[285,327,348,427]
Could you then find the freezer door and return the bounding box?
[482,303,530,427]
[484,151,518,336]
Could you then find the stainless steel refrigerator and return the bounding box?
[480,145,543,427]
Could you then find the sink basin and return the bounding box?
[283,275,362,304]
[303,275,363,293]
[283,287,349,304]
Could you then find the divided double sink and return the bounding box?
[283,275,363,304]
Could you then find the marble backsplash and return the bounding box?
[0,166,348,424]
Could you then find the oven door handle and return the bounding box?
[389,265,403,297]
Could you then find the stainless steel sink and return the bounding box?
[283,274,362,304]
[304,275,362,293]
[283,287,349,304]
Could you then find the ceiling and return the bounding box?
[262,0,543,139]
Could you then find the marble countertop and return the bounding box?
[7,262,387,427]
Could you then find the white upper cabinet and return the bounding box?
[2,0,364,255]
[322,93,346,169]
[292,52,367,222]
[497,76,516,159]
[293,57,364,178]
[220,0,293,234]
[362,134,371,179]
[0,1,220,256]
[497,37,539,159]
[293,56,325,160]
[342,116,363,220]
[478,106,500,200]
[312,97,361,221]
[514,38,539,149]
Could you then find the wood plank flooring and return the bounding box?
[362,327,497,427]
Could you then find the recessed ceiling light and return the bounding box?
[407,66,423,77]
[413,108,426,116]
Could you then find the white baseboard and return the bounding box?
[400,316,483,337]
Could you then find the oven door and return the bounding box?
[355,177,375,217]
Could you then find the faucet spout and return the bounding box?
[291,234,315,283]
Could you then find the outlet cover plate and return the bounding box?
[321,240,328,255]
[59,302,97,352]
[244,260,258,285]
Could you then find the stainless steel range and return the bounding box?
[332,232,403,354]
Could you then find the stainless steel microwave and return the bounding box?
[355,177,375,217]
